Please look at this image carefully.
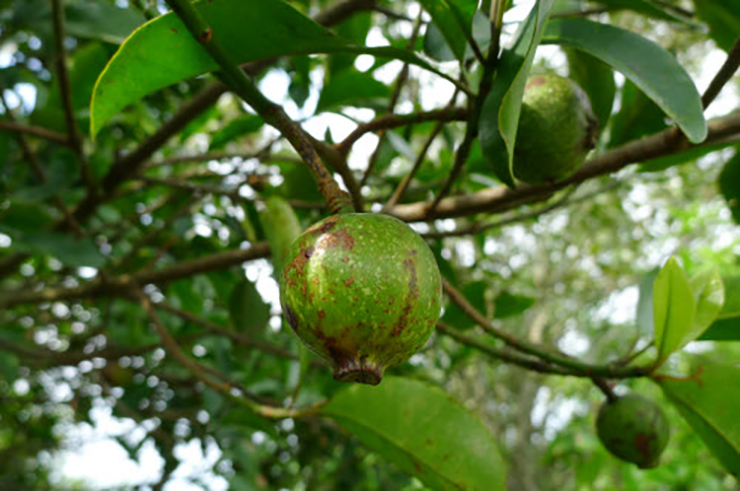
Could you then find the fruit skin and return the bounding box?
[280,213,442,385]
[512,73,599,184]
[596,393,670,469]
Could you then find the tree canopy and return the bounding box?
[1,0,739,488]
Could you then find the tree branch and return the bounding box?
[0,120,69,145]
[387,111,740,221]
[442,279,650,378]
[702,36,740,109]
[0,242,270,308]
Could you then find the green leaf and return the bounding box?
[480,0,557,188]
[494,291,535,319]
[316,70,391,113]
[542,18,707,143]
[321,377,506,490]
[0,229,104,268]
[11,0,145,45]
[565,47,615,133]
[259,196,302,272]
[66,0,146,44]
[652,257,695,363]
[595,0,702,26]
[677,270,724,348]
[90,0,458,137]
[718,150,740,224]
[608,78,668,149]
[636,269,658,335]
[699,276,740,341]
[657,364,740,476]
[418,0,478,62]
[423,21,456,62]
[228,279,270,333]
[693,0,740,52]
[209,114,264,150]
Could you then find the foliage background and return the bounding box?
[0,0,739,489]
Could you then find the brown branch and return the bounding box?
[336,107,468,157]
[387,111,740,221]
[442,279,650,378]
[0,242,270,308]
[138,291,262,402]
[51,0,97,197]
[154,302,323,366]
[0,120,69,144]
[702,36,740,109]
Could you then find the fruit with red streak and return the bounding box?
[280,213,442,385]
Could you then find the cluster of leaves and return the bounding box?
[1,0,740,488]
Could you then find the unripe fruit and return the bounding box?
[596,393,670,469]
[280,213,442,385]
[513,74,598,184]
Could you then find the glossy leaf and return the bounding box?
[228,279,270,333]
[494,291,535,319]
[652,257,695,363]
[693,0,740,52]
[316,70,390,113]
[677,270,724,349]
[322,377,506,489]
[608,78,668,149]
[90,0,457,137]
[480,0,556,188]
[658,364,740,476]
[418,0,473,62]
[718,150,740,224]
[699,276,740,341]
[542,18,707,143]
[565,47,615,133]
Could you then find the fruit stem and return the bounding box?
[163,0,353,214]
[592,377,618,403]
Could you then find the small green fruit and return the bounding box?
[513,74,599,184]
[280,213,442,385]
[596,393,670,469]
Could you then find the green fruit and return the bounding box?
[596,393,670,469]
[280,213,442,385]
[512,73,599,184]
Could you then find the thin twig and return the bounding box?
[702,36,740,109]
[360,11,424,187]
[436,322,578,375]
[0,90,84,237]
[138,290,262,402]
[384,90,462,210]
[442,279,650,378]
[426,3,506,216]
[336,107,468,156]
[0,120,69,144]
